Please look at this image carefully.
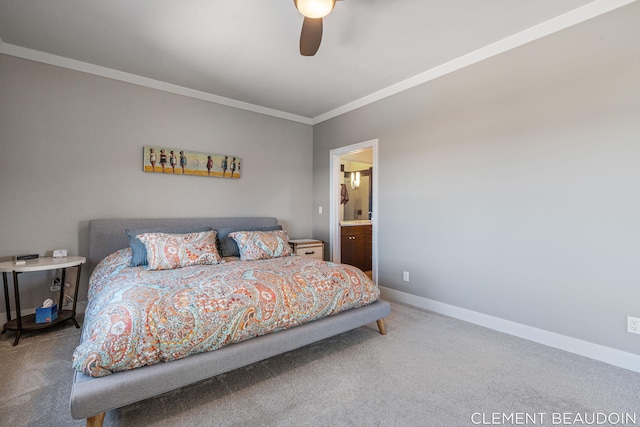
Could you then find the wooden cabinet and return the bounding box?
[340,225,372,271]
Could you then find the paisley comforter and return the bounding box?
[72,249,380,377]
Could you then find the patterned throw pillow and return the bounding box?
[228,230,292,261]
[216,225,283,257]
[137,230,221,270]
[126,226,213,267]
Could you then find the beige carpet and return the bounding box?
[1,303,639,426]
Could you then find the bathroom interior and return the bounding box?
[339,148,373,278]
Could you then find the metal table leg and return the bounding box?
[58,268,66,308]
[2,272,10,334]
[12,271,22,346]
[71,264,81,328]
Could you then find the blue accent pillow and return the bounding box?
[216,225,282,257]
[126,226,213,267]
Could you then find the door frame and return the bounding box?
[329,139,379,284]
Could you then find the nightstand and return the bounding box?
[289,239,324,260]
[0,256,85,345]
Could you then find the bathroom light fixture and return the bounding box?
[350,171,360,190]
[295,0,336,19]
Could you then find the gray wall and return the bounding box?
[313,4,640,355]
[0,54,313,312]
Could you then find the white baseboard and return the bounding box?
[379,286,640,374]
[6,291,638,373]
[1,301,87,325]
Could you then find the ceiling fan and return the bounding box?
[294,0,342,56]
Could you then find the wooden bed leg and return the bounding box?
[86,412,105,427]
[376,318,387,335]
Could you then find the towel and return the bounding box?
[340,184,349,205]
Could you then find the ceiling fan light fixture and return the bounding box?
[295,0,335,19]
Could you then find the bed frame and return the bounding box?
[70,217,391,427]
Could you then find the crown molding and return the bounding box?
[0,42,313,125]
[311,0,637,124]
[1,0,634,127]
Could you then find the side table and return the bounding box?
[0,256,85,345]
[289,239,324,260]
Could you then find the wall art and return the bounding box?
[143,146,241,179]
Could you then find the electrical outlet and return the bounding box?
[628,316,640,335]
[403,271,409,282]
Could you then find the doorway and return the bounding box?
[329,139,378,284]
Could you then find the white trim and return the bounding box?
[329,140,379,284]
[0,43,313,125]
[380,286,640,374]
[1,0,633,126]
[311,0,637,124]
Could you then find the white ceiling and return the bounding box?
[0,0,633,124]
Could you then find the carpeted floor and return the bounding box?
[1,302,639,426]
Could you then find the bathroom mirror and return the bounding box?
[340,165,372,222]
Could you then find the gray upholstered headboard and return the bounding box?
[88,217,278,274]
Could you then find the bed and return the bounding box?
[70,217,391,427]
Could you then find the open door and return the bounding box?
[329,139,378,284]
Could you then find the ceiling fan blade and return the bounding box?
[300,17,323,56]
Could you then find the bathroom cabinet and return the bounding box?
[340,224,372,272]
